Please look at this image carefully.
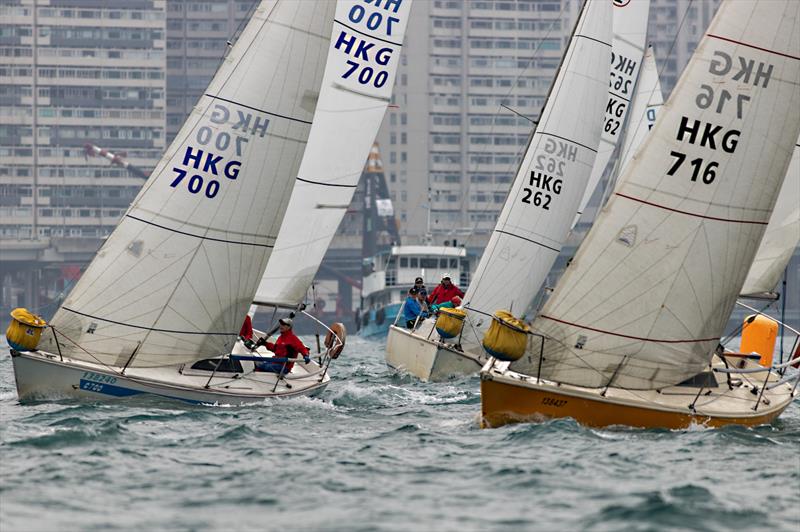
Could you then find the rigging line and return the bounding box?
[47,326,124,376]
[574,33,612,48]
[125,215,276,247]
[614,193,770,225]
[62,307,237,336]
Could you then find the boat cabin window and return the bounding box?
[190,358,244,373]
[449,258,458,268]
[400,257,408,267]
[410,258,418,268]
[421,258,438,269]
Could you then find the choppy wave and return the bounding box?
[1,336,798,531]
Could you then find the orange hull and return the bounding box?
[480,377,786,430]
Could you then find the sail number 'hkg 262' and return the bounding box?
[668,49,773,184]
[522,138,575,209]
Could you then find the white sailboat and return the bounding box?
[385,0,616,381]
[9,0,339,403]
[481,0,800,429]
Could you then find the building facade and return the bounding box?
[0,0,167,242]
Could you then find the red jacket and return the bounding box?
[266,331,309,371]
[427,283,464,305]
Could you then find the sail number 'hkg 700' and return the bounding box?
[667,49,774,184]
[335,0,403,88]
[168,102,266,199]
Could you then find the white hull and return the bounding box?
[11,348,329,405]
[385,323,485,382]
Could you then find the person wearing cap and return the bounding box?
[403,287,428,329]
[427,274,464,306]
[413,277,428,300]
[254,317,310,374]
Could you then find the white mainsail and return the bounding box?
[253,0,412,308]
[573,0,650,225]
[517,0,800,390]
[740,140,800,298]
[462,0,611,336]
[616,45,664,175]
[40,1,336,368]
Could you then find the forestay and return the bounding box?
[740,140,800,298]
[515,0,800,390]
[616,46,664,175]
[461,0,611,343]
[40,1,336,368]
[573,0,650,225]
[254,0,412,308]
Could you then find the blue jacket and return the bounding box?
[403,296,425,323]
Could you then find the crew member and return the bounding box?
[427,274,464,306]
[403,287,427,329]
[254,317,310,374]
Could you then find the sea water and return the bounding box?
[1,335,798,531]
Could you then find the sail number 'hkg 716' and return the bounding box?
[668,49,773,184]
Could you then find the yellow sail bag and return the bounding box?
[6,308,47,351]
[482,310,529,361]
[435,307,466,339]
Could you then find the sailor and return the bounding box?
[427,274,464,306]
[403,287,427,329]
[413,277,428,300]
[254,317,310,374]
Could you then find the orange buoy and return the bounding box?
[740,314,778,367]
[325,322,346,359]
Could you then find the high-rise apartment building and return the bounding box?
[0,1,166,242]
[376,0,579,251]
[648,0,721,95]
[165,0,255,144]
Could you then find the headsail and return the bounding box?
[740,140,800,298]
[253,0,412,308]
[616,46,664,175]
[573,0,650,225]
[40,1,336,367]
[516,0,800,390]
[462,0,612,340]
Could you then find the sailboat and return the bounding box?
[480,0,800,429]
[250,0,411,328]
[8,0,340,403]
[386,0,647,381]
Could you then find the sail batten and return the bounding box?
[514,0,800,390]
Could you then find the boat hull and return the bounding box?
[11,350,329,405]
[385,325,483,381]
[480,367,796,430]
